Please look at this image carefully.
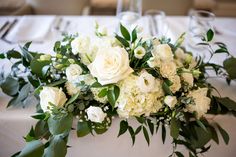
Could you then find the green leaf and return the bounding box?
[207,29,214,42]
[136,116,146,124]
[44,134,67,157]
[35,120,50,140]
[162,81,172,96]
[147,119,154,135]
[131,28,137,43]
[20,42,33,63]
[18,140,44,157]
[118,120,128,137]
[215,48,229,55]
[77,121,90,137]
[209,126,219,144]
[128,126,135,145]
[120,24,131,41]
[115,34,130,47]
[48,113,73,135]
[31,113,46,120]
[47,79,66,87]
[107,86,120,110]
[98,88,108,98]
[30,54,51,78]
[170,117,180,139]
[135,126,142,135]
[24,126,36,142]
[90,81,103,88]
[189,152,195,157]
[1,76,19,96]
[65,92,80,106]
[175,151,184,157]
[143,126,150,145]
[223,57,236,79]
[216,97,236,111]
[162,124,166,144]
[0,53,5,59]
[6,50,21,59]
[217,124,229,145]
[196,119,207,132]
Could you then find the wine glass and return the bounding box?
[116,0,142,29]
[187,10,215,49]
[145,10,168,37]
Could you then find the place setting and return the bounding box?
[0,0,236,157]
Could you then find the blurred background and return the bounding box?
[0,0,236,17]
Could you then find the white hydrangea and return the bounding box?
[152,44,173,61]
[186,88,211,118]
[115,74,164,118]
[160,61,177,78]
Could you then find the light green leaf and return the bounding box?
[48,113,73,135]
[120,24,131,41]
[143,126,150,145]
[18,140,44,157]
[118,120,128,137]
[98,88,108,98]
[47,79,66,87]
[77,121,90,137]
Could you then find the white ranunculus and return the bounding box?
[181,72,194,87]
[71,36,91,55]
[66,64,83,83]
[164,96,177,108]
[186,88,211,118]
[147,56,161,68]
[160,61,177,78]
[86,106,106,123]
[134,46,146,59]
[39,87,67,112]
[137,70,160,93]
[88,46,133,85]
[152,44,173,61]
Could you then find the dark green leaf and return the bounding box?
[162,82,172,96]
[217,124,229,145]
[107,86,120,110]
[77,121,90,137]
[189,152,195,157]
[48,113,73,135]
[6,50,21,59]
[44,134,67,157]
[98,88,108,98]
[136,116,146,124]
[20,42,33,62]
[223,57,236,79]
[90,82,103,88]
[128,126,135,145]
[175,151,184,157]
[216,97,236,111]
[162,124,166,144]
[18,140,44,157]
[1,76,19,96]
[135,126,142,135]
[170,117,180,139]
[120,24,130,41]
[209,126,219,144]
[118,120,128,137]
[207,29,214,42]
[65,92,80,106]
[196,120,207,132]
[131,28,137,43]
[31,113,46,120]
[47,79,66,87]
[147,119,154,135]
[143,126,150,145]
[115,34,130,47]
[215,48,229,55]
[0,53,5,59]
[30,54,51,78]
[35,120,50,139]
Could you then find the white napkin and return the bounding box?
[6,16,55,43]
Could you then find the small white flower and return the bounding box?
[134,46,146,59]
[66,64,83,83]
[164,96,177,109]
[160,61,177,78]
[181,72,194,87]
[71,36,90,55]
[39,54,51,61]
[86,106,107,123]
[65,82,80,96]
[39,87,67,112]
[147,56,161,68]
[152,44,173,61]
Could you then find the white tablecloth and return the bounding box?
[0,16,236,157]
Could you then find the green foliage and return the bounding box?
[18,140,44,157]
[0,76,19,96]
[143,126,150,145]
[77,121,91,137]
[118,120,128,137]
[30,54,51,78]
[223,57,236,79]
[170,117,180,139]
[217,124,229,145]
[107,85,120,110]
[206,29,214,42]
[120,23,131,41]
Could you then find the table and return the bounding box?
[0,16,236,157]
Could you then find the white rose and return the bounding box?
[181,72,194,87]
[88,46,133,85]
[86,106,106,123]
[137,70,161,93]
[152,44,173,61]
[71,36,90,55]
[65,82,80,96]
[39,87,67,112]
[134,46,146,59]
[147,56,161,68]
[164,96,177,108]
[66,64,83,83]
[169,75,181,93]
[160,61,177,78]
[186,88,211,118]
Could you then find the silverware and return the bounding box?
[0,21,10,33]
[1,19,18,44]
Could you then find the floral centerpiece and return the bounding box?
[1,24,236,157]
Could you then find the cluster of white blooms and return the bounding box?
[186,88,211,118]
[86,106,106,123]
[115,73,164,118]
